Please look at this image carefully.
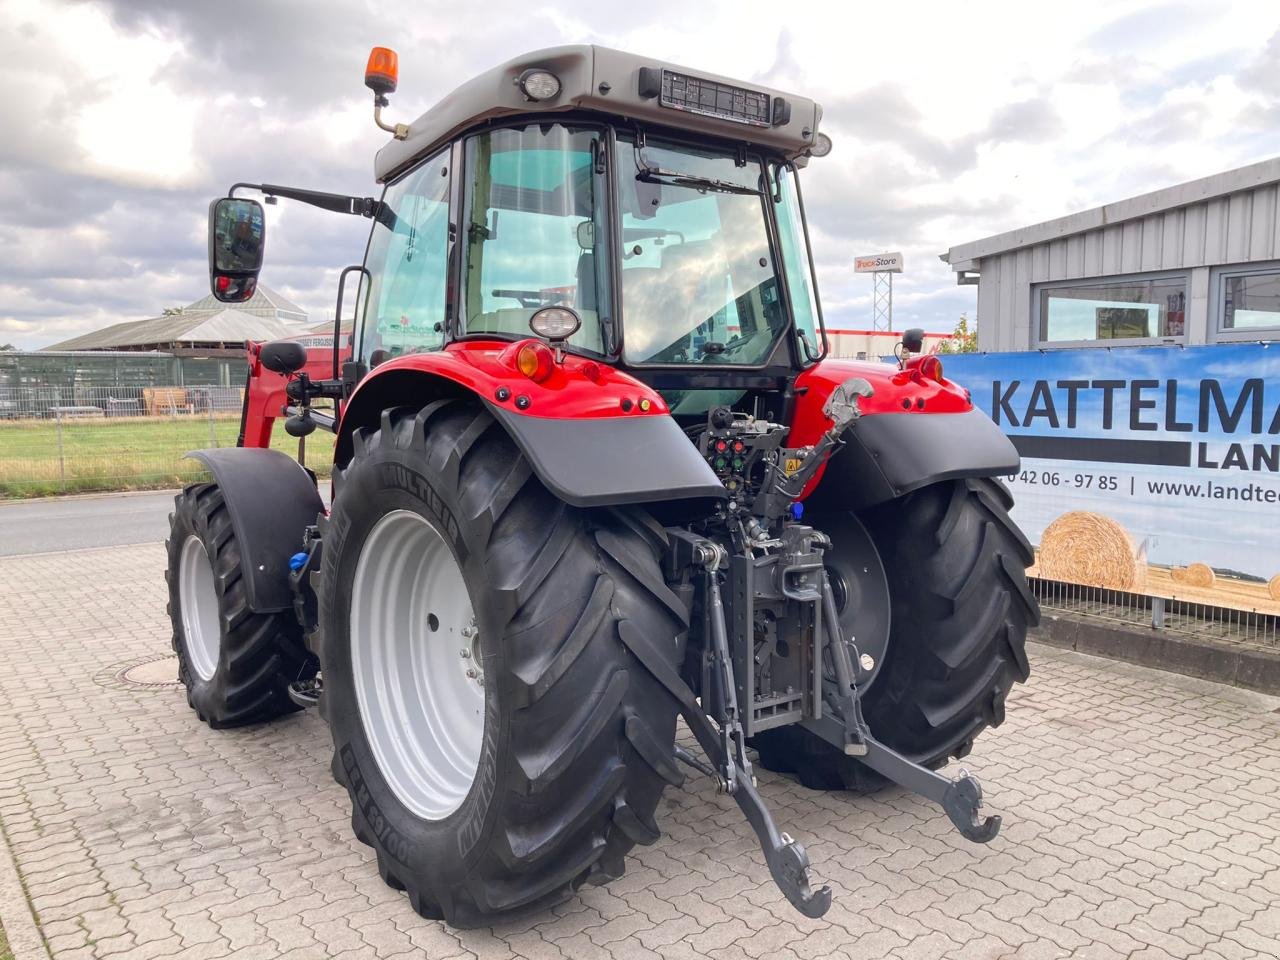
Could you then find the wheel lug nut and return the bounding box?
[465,668,478,679]
[460,649,471,658]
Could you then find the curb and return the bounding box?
[1031,613,1280,695]
[0,487,181,507]
[0,819,51,960]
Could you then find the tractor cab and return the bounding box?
[351,46,832,421]
[211,46,831,419]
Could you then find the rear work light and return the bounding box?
[516,341,555,383]
[516,68,560,102]
[529,306,580,341]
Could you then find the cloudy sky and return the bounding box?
[2,0,1279,349]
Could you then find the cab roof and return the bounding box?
[374,45,823,182]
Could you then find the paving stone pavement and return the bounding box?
[2,542,1279,960]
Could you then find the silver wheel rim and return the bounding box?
[178,534,222,682]
[350,509,483,821]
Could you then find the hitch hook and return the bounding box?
[942,770,1001,843]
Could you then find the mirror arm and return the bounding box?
[229,182,378,218]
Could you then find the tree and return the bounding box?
[936,313,977,354]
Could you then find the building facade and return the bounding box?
[942,157,1280,352]
[826,328,952,360]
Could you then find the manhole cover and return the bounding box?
[120,656,181,687]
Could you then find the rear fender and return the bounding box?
[185,448,324,613]
[792,357,1019,510]
[337,342,725,509]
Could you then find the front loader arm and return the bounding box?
[239,338,344,448]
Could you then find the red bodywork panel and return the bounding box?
[788,356,973,499]
[243,339,970,504]
[344,340,671,421]
[242,338,670,450]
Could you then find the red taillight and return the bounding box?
[215,275,231,293]
[515,341,555,383]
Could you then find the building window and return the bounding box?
[1217,263,1280,338]
[1037,275,1186,344]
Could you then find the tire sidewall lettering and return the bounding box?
[322,440,504,883]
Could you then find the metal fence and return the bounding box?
[4,383,1277,653]
[0,385,333,497]
[1032,577,1279,651]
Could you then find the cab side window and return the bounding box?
[359,151,451,363]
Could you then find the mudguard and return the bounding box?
[337,342,725,510]
[792,357,1019,511]
[485,403,724,508]
[805,408,1019,511]
[185,448,324,613]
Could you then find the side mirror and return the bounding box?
[208,197,266,303]
[902,328,925,354]
[260,340,307,375]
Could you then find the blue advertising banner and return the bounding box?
[942,344,1280,613]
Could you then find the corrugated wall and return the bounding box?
[977,182,1280,350]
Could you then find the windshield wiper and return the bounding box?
[636,167,762,197]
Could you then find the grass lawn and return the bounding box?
[0,920,11,960]
[0,414,334,498]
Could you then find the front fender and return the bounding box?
[793,358,1019,510]
[338,342,724,509]
[186,448,324,613]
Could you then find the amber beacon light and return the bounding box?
[365,47,409,140]
[365,47,399,95]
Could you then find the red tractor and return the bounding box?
[168,45,1037,926]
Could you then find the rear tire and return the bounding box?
[317,400,687,927]
[166,483,314,728]
[753,477,1038,790]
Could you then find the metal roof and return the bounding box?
[43,285,308,351]
[182,285,308,323]
[942,156,1280,270]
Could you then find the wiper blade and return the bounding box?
[637,167,761,197]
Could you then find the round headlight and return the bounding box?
[529,306,581,342]
[517,68,561,102]
[810,132,833,158]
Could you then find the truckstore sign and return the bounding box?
[854,252,903,273]
[942,344,1280,614]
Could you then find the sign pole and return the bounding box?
[872,271,893,332]
[855,252,904,333]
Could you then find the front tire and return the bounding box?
[753,477,1039,790]
[317,400,687,927]
[166,483,314,727]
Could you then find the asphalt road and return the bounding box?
[0,490,180,556]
